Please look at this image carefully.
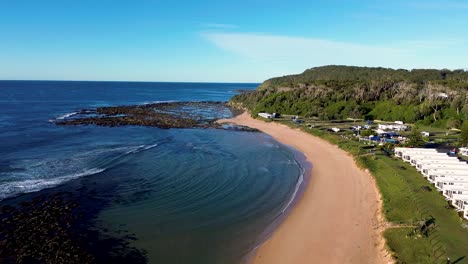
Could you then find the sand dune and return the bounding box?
[219,113,392,264]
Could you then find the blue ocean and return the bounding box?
[0,81,305,263]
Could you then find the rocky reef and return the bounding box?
[55,102,229,129]
[0,192,147,264]
[53,101,257,132]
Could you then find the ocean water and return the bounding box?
[0,81,305,263]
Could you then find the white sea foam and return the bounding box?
[141,100,178,105]
[0,143,156,200]
[142,143,159,150]
[56,112,78,120]
[0,168,106,200]
[280,159,305,214]
[124,143,159,154]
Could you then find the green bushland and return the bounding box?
[232,65,468,128]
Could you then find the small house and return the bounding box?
[421,131,430,137]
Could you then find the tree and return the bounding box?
[461,123,468,147]
[451,95,465,115]
[407,127,425,147]
[425,92,446,122]
[360,130,374,137]
[462,104,468,120]
[446,119,462,130]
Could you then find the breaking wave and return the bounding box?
[0,168,106,200]
[56,112,79,120]
[0,143,161,201]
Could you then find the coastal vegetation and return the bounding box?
[231,66,468,263]
[231,65,468,128]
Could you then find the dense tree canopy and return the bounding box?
[231,66,468,127]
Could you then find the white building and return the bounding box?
[418,160,467,170]
[443,186,468,200]
[421,131,430,137]
[417,161,467,172]
[428,171,468,183]
[395,147,468,220]
[378,124,408,131]
[394,147,438,158]
[407,154,453,164]
[420,164,468,176]
[463,208,468,220]
[436,176,468,188]
[451,194,468,212]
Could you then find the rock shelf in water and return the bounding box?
[53,101,257,131]
[0,192,147,264]
[55,102,239,128]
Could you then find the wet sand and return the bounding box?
[218,113,392,264]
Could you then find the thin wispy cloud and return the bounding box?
[203,32,468,70]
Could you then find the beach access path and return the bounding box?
[218,113,393,264]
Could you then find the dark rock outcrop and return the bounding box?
[54,102,231,129]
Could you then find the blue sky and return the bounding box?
[1,0,468,82]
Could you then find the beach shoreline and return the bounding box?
[218,112,393,264]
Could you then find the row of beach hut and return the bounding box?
[394,147,468,220]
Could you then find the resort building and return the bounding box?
[417,162,467,172]
[421,164,468,177]
[406,153,452,164]
[443,187,468,200]
[428,172,468,184]
[463,207,468,220]
[451,194,468,212]
[394,147,437,158]
[395,147,468,220]
[377,123,408,131]
[435,177,468,189]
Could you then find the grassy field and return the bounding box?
[268,117,468,263]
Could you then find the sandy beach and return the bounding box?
[219,113,392,264]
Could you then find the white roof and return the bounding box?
[417,160,464,166]
[429,172,468,177]
[409,156,456,161]
[424,166,468,171]
[396,148,437,152]
[452,194,468,200]
[436,177,468,183]
[444,186,468,191]
[419,161,466,166]
[408,153,451,157]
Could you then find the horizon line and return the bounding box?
[0,79,262,84]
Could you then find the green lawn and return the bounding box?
[271,118,468,263]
